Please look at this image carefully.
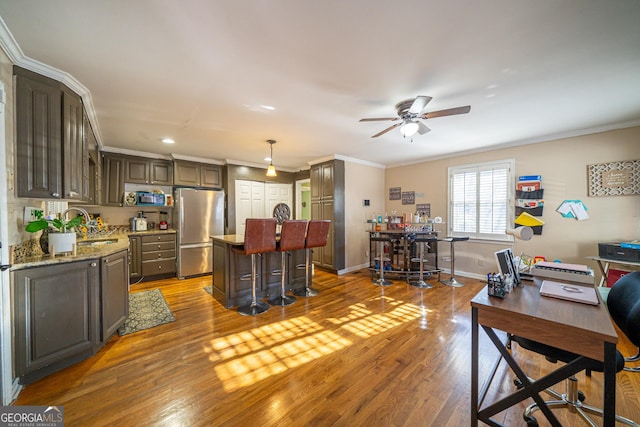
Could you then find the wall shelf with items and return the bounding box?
[515,176,544,235]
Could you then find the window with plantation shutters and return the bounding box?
[448,160,514,241]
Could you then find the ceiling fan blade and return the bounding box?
[371,122,402,138]
[408,96,433,114]
[359,117,400,122]
[421,105,471,119]
[416,121,431,135]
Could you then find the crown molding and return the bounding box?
[171,153,224,165]
[0,16,103,148]
[307,154,385,169]
[101,146,172,160]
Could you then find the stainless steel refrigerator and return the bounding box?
[174,188,224,278]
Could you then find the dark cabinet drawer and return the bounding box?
[141,234,175,244]
[142,241,175,252]
[142,259,176,275]
[141,249,176,261]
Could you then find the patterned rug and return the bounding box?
[118,289,176,336]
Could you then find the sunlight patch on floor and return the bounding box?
[205,295,432,392]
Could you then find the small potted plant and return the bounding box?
[25,210,84,254]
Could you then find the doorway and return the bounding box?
[296,179,310,220]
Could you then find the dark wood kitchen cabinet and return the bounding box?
[128,235,142,282]
[141,233,176,278]
[85,111,101,205]
[15,66,87,201]
[125,156,173,185]
[310,160,345,272]
[13,259,100,384]
[102,153,125,206]
[15,67,62,199]
[100,249,129,342]
[174,160,221,188]
[62,86,85,200]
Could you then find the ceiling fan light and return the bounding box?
[266,163,277,177]
[400,121,419,137]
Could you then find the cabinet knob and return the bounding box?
[157,236,162,240]
[90,262,97,267]
[52,192,60,197]
[157,244,161,249]
[158,265,162,270]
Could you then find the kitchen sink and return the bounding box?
[77,238,119,247]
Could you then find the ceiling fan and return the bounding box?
[359,96,471,139]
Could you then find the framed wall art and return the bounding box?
[587,159,639,197]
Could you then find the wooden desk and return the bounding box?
[470,278,619,426]
[586,255,640,287]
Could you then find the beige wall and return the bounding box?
[385,127,640,280]
[344,161,385,271]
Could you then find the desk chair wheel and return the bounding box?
[523,414,538,427]
[513,378,586,402]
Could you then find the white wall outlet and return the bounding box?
[23,206,42,223]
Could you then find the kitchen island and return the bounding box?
[211,235,307,308]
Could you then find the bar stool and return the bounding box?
[269,219,308,306]
[294,220,331,297]
[440,236,469,287]
[409,236,438,288]
[371,235,393,286]
[232,218,277,316]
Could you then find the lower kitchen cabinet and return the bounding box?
[128,235,142,282]
[12,249,130,384]
[129,233,176,282]
[13,259,100,384]
[101,250,129,342]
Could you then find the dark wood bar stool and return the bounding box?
[232,218,277,316]
[440,236,469,287]
[269,219,308,306]
[409,236,438,288]
[294,220,330,297]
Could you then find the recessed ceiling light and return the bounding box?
[260,105,275,110]
[162,138,175,144]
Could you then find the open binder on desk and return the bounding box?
[539,280,599,305]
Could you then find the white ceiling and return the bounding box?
[1,0,639,171]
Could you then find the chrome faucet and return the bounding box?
[61,206,93,234]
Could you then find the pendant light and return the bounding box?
[266,140,277,177]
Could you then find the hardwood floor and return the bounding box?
[13,270,640,426]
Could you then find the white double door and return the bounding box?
[235,180,293,235]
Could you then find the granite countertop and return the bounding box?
[210,234,245,246]
[11,229,176,271]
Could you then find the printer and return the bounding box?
[598,242,640,263]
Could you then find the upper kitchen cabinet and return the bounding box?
[101,153,125,206]
[125,156,173,186]
[62,86,85,201]
[174,160,221,188]
[84,111,101,205]
[15,66,88,201]
[310,160,345,272]
[15,67,62,199]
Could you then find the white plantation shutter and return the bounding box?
[448,160,514,240]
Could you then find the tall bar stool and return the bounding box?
[232,218,277,316]
[269,219,308,306]
[294,220,331,297]
[409,236,438,288]
[440,236,469,287]
[371,234,393,286]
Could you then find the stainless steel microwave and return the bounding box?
[136,191,165,206]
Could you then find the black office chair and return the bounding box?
[607,271,640,372]
[510,273,640,426]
